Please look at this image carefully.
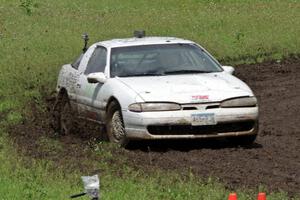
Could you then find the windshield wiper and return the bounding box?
[164,69,214,74]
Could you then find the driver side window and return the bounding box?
[84,46,107,75]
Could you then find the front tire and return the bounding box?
[106,101,128,147]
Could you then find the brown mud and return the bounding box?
[7,58,300,195]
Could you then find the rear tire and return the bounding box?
[227,134,257,145]
[106,101,128,147]
[52,93,75,135]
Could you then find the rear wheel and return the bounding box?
[106,101,128,147]
[227,134,257,145]
[52,93,75,135]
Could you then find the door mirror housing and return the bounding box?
[222,66,235,74]
[87,72,107,84]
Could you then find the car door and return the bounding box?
[64,54,83,101]
[76,45,108,122]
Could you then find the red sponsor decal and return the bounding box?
[192,95,209,100]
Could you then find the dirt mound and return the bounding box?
[7,58,300,195]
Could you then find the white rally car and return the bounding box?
[54,32,258,146]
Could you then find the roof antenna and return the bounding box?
[134,30,145,38]
[82,33,89,53]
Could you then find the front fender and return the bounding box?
[95,78,143,121]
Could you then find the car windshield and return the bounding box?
[110,43,222,77]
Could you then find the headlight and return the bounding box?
[128,103,181,112]
[221,97,257,108]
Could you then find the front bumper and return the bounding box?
[122,106,259,140]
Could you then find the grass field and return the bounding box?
[0,0,299,199]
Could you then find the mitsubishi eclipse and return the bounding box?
[54,32,259,146]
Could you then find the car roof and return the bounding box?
[96,37,194,48]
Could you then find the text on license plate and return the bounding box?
[191,113,216,126]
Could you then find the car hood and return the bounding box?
[117,72,254,104]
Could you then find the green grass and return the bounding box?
[0,0,299,108]
[0,0,300,199]
[0,136,82,199]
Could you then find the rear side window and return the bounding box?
[84,46,107,75]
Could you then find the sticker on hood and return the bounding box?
[192,95,209,101]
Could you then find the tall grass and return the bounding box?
[0,0,299,107]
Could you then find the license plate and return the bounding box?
[191,113,216,126]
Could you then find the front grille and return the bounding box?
[147,121,255,135]
[182,107,197,110]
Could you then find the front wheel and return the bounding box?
[106,101,128,147]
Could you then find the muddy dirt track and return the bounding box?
[8,58,300,195]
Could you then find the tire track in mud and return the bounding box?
[7,58,300,195]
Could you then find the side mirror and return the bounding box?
[222,66,235,74]
[87,72,107,84]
